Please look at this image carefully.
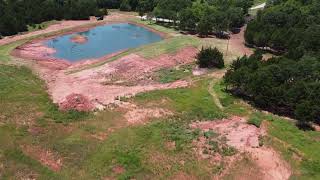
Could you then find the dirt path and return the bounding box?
[208,79,224,110]
[229,27,253,56]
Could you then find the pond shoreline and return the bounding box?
[11,20,170,71]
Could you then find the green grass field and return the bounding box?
[1,14,319,179]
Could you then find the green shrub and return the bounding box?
[196,47,224,69]
[220,146,237,156]
[204,130,218,139]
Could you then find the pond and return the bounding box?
[45,23,163,62]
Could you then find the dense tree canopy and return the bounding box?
[225,0,320,128]
[224,52,320,127]
[245,0,320,57]
[0,0,101,36]
[153,0,253,36]
[0,0,254,37]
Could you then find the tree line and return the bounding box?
[137,0,253,37]
[226,0,320,128]
[0,0,254,37]
[0,0,103,36]
[245,0,320,58]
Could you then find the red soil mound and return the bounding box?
[59,93,94,111]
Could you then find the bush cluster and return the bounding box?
[196,47,224,69]
[224,52,320,127]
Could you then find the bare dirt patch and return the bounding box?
[190,116,291,180]
[14,45,196,111]
[124,108,172,125]
[112,165,125,175]
[117,101,172,125]
[229,27,253,56]
[60,93,94,111]
[21,145,63,172]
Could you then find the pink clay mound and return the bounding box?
[70,34,88,44]
[59,93,95,111]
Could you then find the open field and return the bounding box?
[0,11,319,180]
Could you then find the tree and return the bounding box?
[224,53,320,128]
[178,8,198,31]
[153,0,192,25]
[196,7,215,36]
[196,47,224,68]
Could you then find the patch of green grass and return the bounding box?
[212,81,235,107]
[135,36,200,59]
[0,125,60,179]
[27,20,58,32]
[204,130,218,139]
[3,148,59,179]
[84,119,205,179]
[212,80,252,116]
[208,140,219,152]
[130,18,178,34]
[0,40,28,62]
[154,64,193,83]
[0,65,90,124]
[247,113,263,128]
[220,146,237,156]
[134,80,226,120]
[267,117,320,179]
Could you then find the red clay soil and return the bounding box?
[13,46,197,111]
[8,12,197,112]
[59,93,95,111]
[124,106,173,125]
[112,165,126,175]
[190,116,292,180]
[229,26,253,56]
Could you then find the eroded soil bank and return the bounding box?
[191,116,292,180]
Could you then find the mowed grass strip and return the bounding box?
[133,80,226,120]
[0,40,28,63]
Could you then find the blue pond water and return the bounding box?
[45,23,163,62]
